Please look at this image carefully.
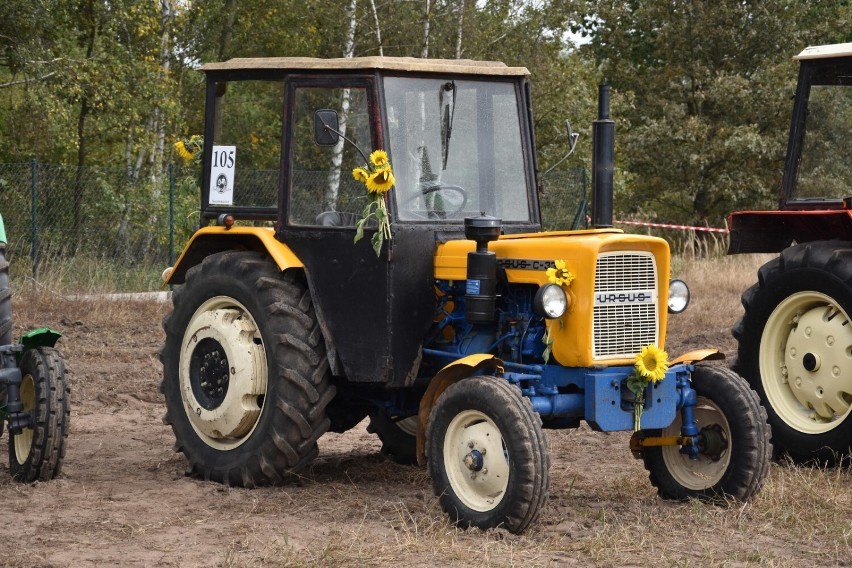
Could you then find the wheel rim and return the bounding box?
[760,291,852,434]
[13,373,35,463]
[661,397,732,490]
[443,410,510,512]
[179,296,268,450]
[396,415,418,437]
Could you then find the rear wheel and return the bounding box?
[733,241,852,463]
[9,347,70,482]
[425,376,549,533]
[367,411,418,464]
[643,365,771,501]
[160,251,335,486]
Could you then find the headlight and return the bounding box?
[668,279,690,314]
[534,284,569,319]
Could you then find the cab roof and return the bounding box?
[796,42,852,60]
[201,56,530,76]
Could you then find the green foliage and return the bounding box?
[3,0,852,245]
[570,0,852,226]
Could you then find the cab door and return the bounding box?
[277,76,434,386]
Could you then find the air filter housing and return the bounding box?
[464,215,502,324]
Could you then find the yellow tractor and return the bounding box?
[162,57,770,533]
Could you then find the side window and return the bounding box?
[210,80,284,209]
[289,87,372,226]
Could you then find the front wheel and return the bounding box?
[643,364,771,501]
[425,376,549,533]
[9,347,70,482]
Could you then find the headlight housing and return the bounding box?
[667,279,690,314]
[534,284,569,319]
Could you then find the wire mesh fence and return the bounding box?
[0,161,203,281]
[0,161,587,283]
[539,169,587,231]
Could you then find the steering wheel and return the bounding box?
[403,182,468,219]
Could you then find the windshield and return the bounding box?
[794,62,852,201]
[383,76,531,222]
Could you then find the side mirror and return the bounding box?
[565,120,579,152]
[542,119,581,177]
[314,109,340,146]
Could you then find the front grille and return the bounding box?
[592,252,659,360]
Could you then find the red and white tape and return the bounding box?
[614,219,729,234]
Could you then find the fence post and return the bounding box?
[168,163,175,265]
[30,159,37,280]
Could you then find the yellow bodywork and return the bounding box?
[163,226,303,285]
[433,228,672,368]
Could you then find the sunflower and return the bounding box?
[352,167,370,183]
[370,149,389,167]
[635,344,669,383]
[366,167,395,194]
[546,259,575,287]
[174,140,194,163]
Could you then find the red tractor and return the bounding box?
[728,42,852,463]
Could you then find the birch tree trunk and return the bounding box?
[369,0,384,56]
[324,0,358,210]
[421,0,432,58]
[455,0,465,59]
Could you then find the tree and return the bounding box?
[570,0,852,226]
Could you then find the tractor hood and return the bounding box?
[434,228,673,367]
[434,228,669,284]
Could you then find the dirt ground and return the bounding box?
[0,271,849,567]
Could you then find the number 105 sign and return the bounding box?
[208,146,236,206]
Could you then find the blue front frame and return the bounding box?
[423,348,692,433]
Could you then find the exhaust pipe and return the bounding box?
[591,84,614,228]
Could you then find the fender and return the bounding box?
[163,226,303,285]
[670,348,725,366]
[416,354,504,465]
[16,327,62,365]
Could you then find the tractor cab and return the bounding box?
[183,57,540,387]
[728,43,852,253]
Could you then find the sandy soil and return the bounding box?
[0,283,845,567]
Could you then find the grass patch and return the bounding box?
[9,252,166,294]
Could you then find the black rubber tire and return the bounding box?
[367,411,418,464]
[0,244,11,346]
[425,376,549,533]
[9,347,71,482]
[0,244,12,413]
[160,251,335,486]
[733,240,852,464]
[643,364,771,501]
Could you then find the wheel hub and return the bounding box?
[463,449,485,472]
[698,424,728,462]
[801,352,819,372]
[190,338,230,409]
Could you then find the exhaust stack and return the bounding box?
[591,84,614,228]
